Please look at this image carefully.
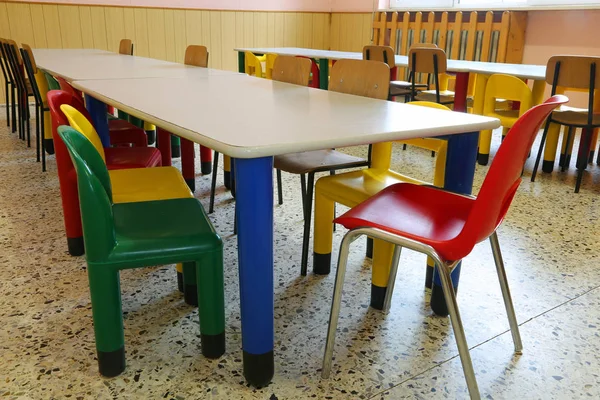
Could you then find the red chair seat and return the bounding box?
[335,183,475,261]
[106,147,162,169]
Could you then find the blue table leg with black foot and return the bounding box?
[84,94,110,147]
[235,156,274,388]
[429,131,479,316]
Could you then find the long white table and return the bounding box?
[37,48,499,388]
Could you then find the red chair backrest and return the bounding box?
[56,76,84,99]
[454,95,568,258]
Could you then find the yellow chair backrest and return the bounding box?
[245,52,265,77]
[483,74,533,116]
[60,104,106,162]
[265,53,278,79]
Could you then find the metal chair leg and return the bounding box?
[300,172,315,276]
[11,85,16,133]
[575,128,593,193]
[26,102,31,147]
[561,127,575,172]
[383,245,402,312]
[4,82,8,126]
[35,105,40,162]
[209,151,219,214]
[436,261,480,400]
[531,119,552,182]
[322,230,356,378]
[489,232,523,353]
[41,109,46,172]
[276,169,283,205]
[300,173,307,219]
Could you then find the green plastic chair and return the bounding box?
[57,125,225,377]
[43,71,60,90]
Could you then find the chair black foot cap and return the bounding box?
[171,145,181,158]
[67,236,85,257]
[477,153,489,166]
[313,252,331,275]
[146,130,156,145]
[201,161,212,175]
[224,171,231,190]
[184,284,198,306]
[44,138,55,155]
[184,178,196,193]
[98,347,125,377]
[201,331,225,359]
[370,284,386,310]
[177,271,184,293]
[366,237,374,259]
[425,265,434,289]
[542,160,554,173]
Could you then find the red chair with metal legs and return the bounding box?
[47,90,162,256]
[322,95,568,399]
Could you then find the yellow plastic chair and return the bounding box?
[265,53,278,79]
[477,74,533,165]
[60,104,194,289]
[312,101,451,306]
[245,52,266,77]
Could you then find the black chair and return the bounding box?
[21,44,49,172]
[3,40,33,144]
[0,39,17,134]
[531,55,600,193]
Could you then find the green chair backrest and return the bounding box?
[57,125,116,261]
[44,71,60,90]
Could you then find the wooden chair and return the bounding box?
[20,44,52,171]
[531,55,600,192]
[0,38,14,130]
[118,39,133,55]
[383,43,437,99]
[184,45,209,68]
[3,40,32,144]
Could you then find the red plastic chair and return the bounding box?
[56,77,148,148]
[47,90,162,256]
[321,95,568,399]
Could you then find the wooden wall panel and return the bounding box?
[0,2,335,105]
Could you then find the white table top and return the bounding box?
[33,49,239,81]
[235,47,547,81]
[72,75,500,159]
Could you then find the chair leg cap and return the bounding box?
[177,271,184,293]
[223,171,231,190]
[477,152,489,166]
[365,237,374,259]
[44,138,55,155]
[145,130,156,145]
[184,284,198,306]
[370,284,386,310]
[201,331,225,359]
[67,236,85,257]
[542,160,554,173]
[201,161,212,175]
[171,145,181,158]
[98,347,125,377]
[184,178,195,193]
[425,265,434,289]
[243,350,274,388]
[313,252,331,275]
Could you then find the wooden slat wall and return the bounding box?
[0,2,333,104]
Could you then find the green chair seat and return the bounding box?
[57,125,225,379]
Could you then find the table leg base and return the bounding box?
[313,252,331,275]
[67,236,85,257]
[477,153,489,166]
[542,160,554,173]
[44,138,54,155]
[243,350,274,388]
[184,284,198,307]
[98,346,125,377]
[177,271,184,293]
[224,171,231,190]
[370,284,386,310]
[184,178,196,193]
[146,130,156,145]
[366,237,373,259]
[201,332,225,359]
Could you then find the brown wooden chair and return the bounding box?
[0,38,15,131]
[2,40,33,144]
[184,45,209,68]
[118,39,133,55]
[384,43,437,99]
[531,55,600,192]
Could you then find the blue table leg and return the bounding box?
[84,94,110,148]
[429,131,479,316]
[235,156,274,387]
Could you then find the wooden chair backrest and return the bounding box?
[410,42,438,49]
[270,55,311,86]
[119,39,133,55]
[362,45,396,68]
[5,39,22,65]
[546,55,600,90]
[21,43,37,72]
[408,47,447,74]
[184,45,209,68]
[329,59,390,100]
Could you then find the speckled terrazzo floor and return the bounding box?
[1,106,600,400]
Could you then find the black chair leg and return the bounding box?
[35,105,40,162]
[41,109,46,172]
[531,119,552,182]
[300,172,315,276]
[4,82,8,126]
[431,150,435,157]
[276,169,283,205]
[10,85,16,133]
[300,174,307,219]
[575,128,593,193]
[209,151,219,214]
[561,127,575,173]
[26,102,31,147]
[403,144,407,150]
